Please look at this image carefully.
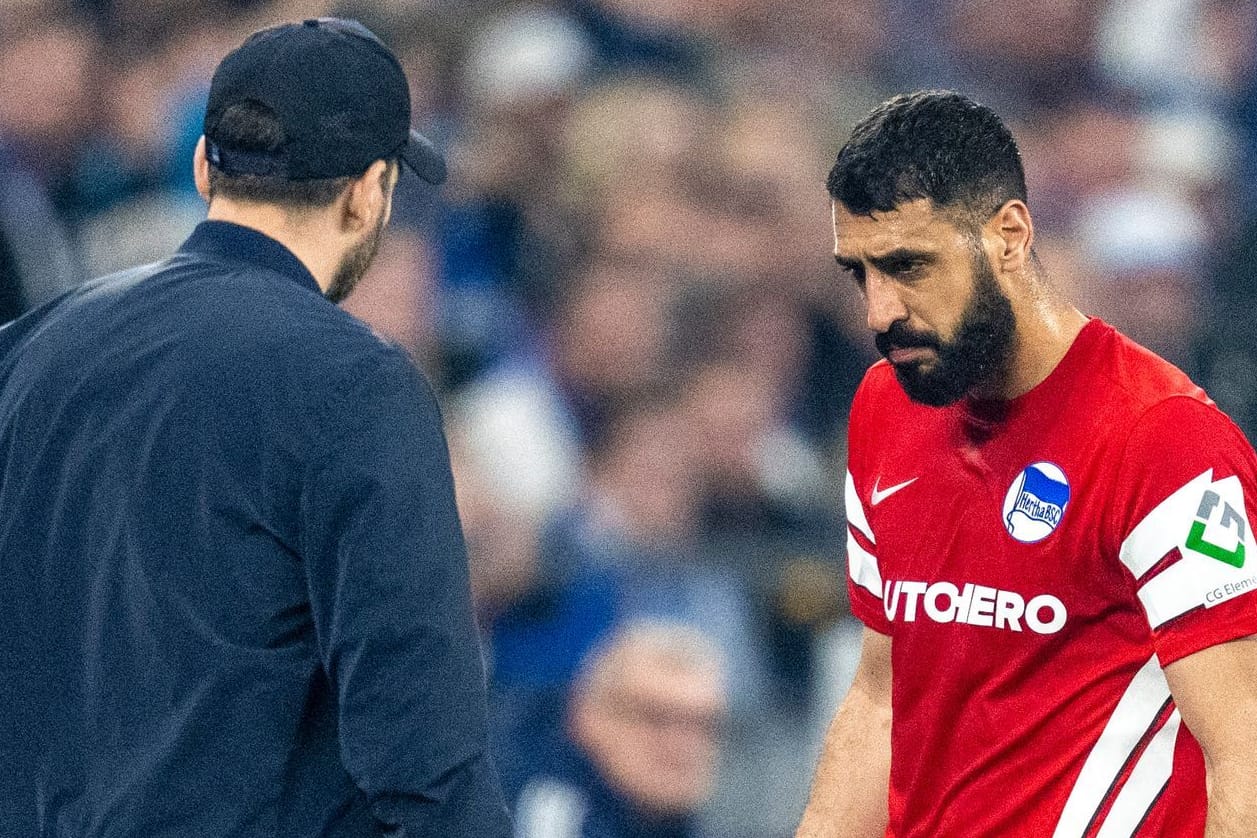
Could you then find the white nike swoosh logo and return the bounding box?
[871,477,918,506]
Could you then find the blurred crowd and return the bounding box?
[3,0,1256,835]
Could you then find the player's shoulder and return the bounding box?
[1094,321,1236,439]
[1099,322,1208,408]
[0,259,171,368]
[127,250,417,405]
[846,360,932,469]
[1080,321,1250,471]
[849,357,937,434]
[149,250,397,368]
[852,358,904,413]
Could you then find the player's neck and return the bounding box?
[978,298,1088,402]
[206,200,343,294]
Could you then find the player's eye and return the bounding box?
[881,258,924,278]
[838,262,866,286]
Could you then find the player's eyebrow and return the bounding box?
[834,247,934,272]
[867,248,934,271]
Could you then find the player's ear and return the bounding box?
[988,199,1034,274]
[382,160,399,226]
[193,136,212,204]
[341,159,389,233]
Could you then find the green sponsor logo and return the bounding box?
[1186,489,1247,568]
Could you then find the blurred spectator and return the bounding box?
[571,394,764,704]
[340,227,441,365]
[1021,99,1143,236]
[480,392,765,711]
[884,0,1103,116]
[0,17,98,220]
[1084,0,1256,373]
[562,0,710,79]
[438,2,597,384]
[670,286,836,541]
[504,618,728,838]
[0,144,84,321]
[456,252,678,527]
[1014,95,1235,371]
[1097,0,1257,109]
[670,309,842,714]
[559,76,717,203]
[1196,217,1257,438]
[451,396,617,691]
[548,259,675,446]
[1074,188,1210,368]
[946,0,1102,110]
[1238,57,1257,205]
[449,414,545,623]
[686,354,829,536]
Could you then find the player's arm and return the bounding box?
[796,627,892,838]
[1164,634,1257,837]
[300,350,511,837]
[1111,397,1257,836]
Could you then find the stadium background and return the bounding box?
[2,0,1255,835]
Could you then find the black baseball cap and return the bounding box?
[204,17,446,185]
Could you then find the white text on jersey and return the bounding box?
[882,579,1068,634]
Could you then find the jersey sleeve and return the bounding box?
[299,348,512,837]
[1112,396,1257,666]
[844,373,893,636]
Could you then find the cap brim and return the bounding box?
[401,128,447,185]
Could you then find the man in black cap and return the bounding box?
[0,18,511,838]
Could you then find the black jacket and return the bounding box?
[0,221,510,837]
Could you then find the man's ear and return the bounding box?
[193,136,212,203]
[987,199,1034,274]
[342,159,391,232]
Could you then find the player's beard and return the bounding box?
[875,244,1016,407]
[325,211,386,304]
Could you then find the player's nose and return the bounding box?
[865,272,909,334]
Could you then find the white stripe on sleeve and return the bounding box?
[845,470,875,545]
[845,470,881,597]
[1137,562,1206,628]
[1120,469,1256,628]
[847,529,882,598]
[1119,469,1213,580]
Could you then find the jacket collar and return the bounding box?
[178,220,321,295]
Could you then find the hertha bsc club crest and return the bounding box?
[1003,462,1070,543]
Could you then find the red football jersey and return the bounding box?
[845,318,1257,837]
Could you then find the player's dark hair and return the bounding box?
[826,90,1027,225]
[206,100,354,209]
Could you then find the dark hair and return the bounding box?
[826,90,1027,224]
[206,100,353,208]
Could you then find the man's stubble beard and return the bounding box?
[325,210,386,305]
[880,247,1018,407]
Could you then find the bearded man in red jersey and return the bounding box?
[797,90,1257,838]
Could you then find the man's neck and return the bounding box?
[983,296,1088,401]
[206,201,339,295]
